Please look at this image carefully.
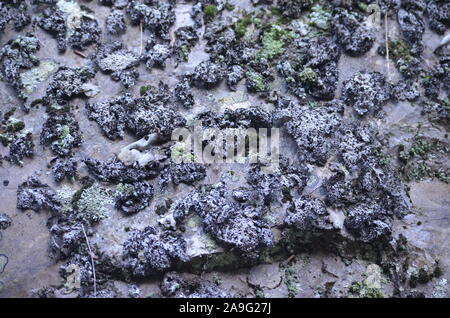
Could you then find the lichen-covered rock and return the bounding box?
[422,57,449,100]
[106,9,127,35]
[160,163,207,187]
[426,0,450,35]
[277,0,313,18]
[8,131,34,166]
[337,122,379,169]
[332,9,376,56]
[142,43,172,70]
[0,213,12,230]
[50,157,78,182]
[40,112,82,157]
[17,176,61,212]
[285,197,335,232]
[73,183,113,224]
[344,203,392,243]
[173,26,198,63]
[45,66,96,105]
[122,226,189,277]
[281,101,344,166]
[126,96,186,139]
[68,15,101,51]
[0,1,30,32]
[192,60,225,88]
[246,159,310,204]
[115,182,154,215]
[280,36,341,100]
[172,182,274,259]
[161,272,230,298]
[86,94,134,140]
[226,65,245,91]
[398,6,425,55]
[84,157,161,183]
[48,223,83,260]
[38,7,67,53]
[174,76,195,108]
[341,72,391,116]
[126,1,175,40]
[223,106,272,128]
[92,41,140,88]
[0,33,40,99]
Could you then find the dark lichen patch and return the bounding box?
[0,1,30,32]
[50,157,78,183]
[84,157,161,184]
[86,94,133,140]
[122,226,189,277]
[17,176,61,213]
[68,15,101,51]
[341,71,391,116]
[0,214,12,230]
[173,26,198,63]
[44,65,96,105]
[114,181,154,215]
[92,41,140,88]
[332,8,375,56]
[0,33,40,100]
[38,7,67,53]
[106,9,127,36]
[40,111,82,157]
[161,271,230,298]
[171,182,274,259]
[0,112,34,166]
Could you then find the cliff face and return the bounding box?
[0,0,448,298]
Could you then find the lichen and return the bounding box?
[74,183,113,224]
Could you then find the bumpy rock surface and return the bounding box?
[16,176,60,212]
[122,226,188,277]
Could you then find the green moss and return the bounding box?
[246,70,269,92]
[0,134,11,146]
[298,67,317,83]
[30,98,43,107]
[358,2,369,12]
[389,39,412,62]
[349,281,384,298]
[6,118,25,133]
[285,267,298,298]
[224,2,234,11]
[204,4,218,19]
[257,26,294,60]
[396,233,408,252]
[255,289,265,298]
[179,45,190,61]
[60,125,70,140]
[234,15,253,38]
[140,85,150,96]
[3,108,16,120]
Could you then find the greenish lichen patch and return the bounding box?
[257,26,295,60]
[349,281,383,298]
[20,61,58,96]
[73,183,113,224]
[308,5,332,31]
[284,266,299,298]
